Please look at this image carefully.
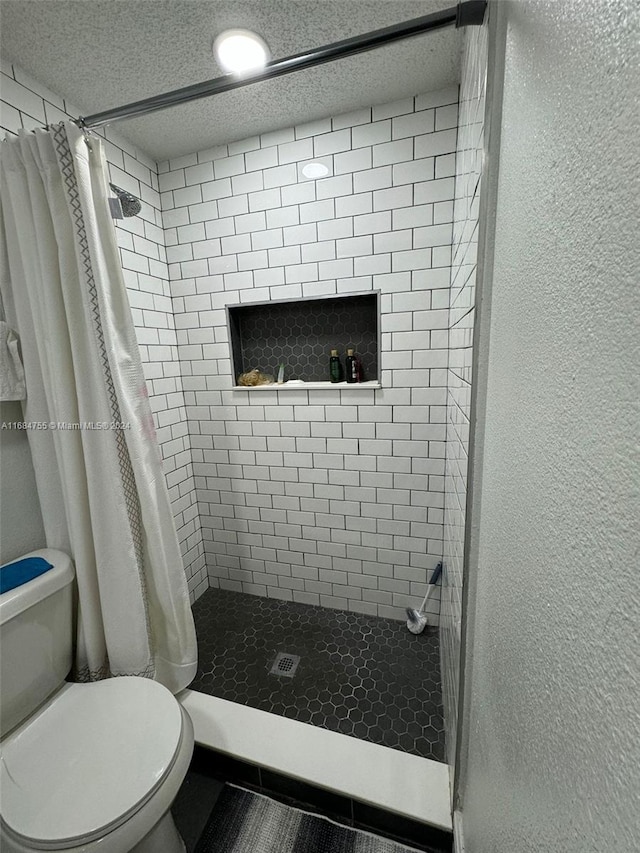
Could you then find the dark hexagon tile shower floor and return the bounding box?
[190,588,445,763]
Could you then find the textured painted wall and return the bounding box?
[0,62,207,601]
[460,1,640,850]
[442,18,488,779]
[159,89,460,619]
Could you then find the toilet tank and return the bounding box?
[0,549,75,738]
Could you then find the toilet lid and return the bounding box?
[0,677,183,846]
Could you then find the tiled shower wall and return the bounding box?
[159,88,460,620]
[0,62,207,601]
[1,63,465,622]
[442,24,488,767]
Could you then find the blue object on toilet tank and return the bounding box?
[0,557,54,594]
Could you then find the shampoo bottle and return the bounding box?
[329,349,343,383]
[345,348,360,383]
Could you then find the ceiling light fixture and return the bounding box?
[302,162,330,179]
[214,29,270,75]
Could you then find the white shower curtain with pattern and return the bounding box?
[0,122,197,693]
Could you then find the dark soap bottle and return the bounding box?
[345,348,359,383]
[329,349,343,383]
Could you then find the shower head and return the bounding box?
[109,183,142,217]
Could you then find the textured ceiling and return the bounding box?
[0,0,461,161]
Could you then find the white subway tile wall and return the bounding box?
[442,25,488,768]
[161,87,459,621]
[0,63,207,602]
[1,63,462,622]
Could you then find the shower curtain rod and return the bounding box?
[76,0,486,130]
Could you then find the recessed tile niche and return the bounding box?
[228,293,379,386]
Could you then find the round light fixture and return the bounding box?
[302,162,330,179]
[214,29,270,75]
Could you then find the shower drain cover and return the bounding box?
[269,652,300,678]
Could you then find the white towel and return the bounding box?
[0,320,26,401]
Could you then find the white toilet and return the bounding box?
[0,549,195,853]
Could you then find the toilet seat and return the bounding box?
[0,677,183,850]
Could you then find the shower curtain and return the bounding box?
[0,122,197,694]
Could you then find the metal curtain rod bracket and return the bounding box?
[76,0,486,131]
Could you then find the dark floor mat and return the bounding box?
[195,785,423,853]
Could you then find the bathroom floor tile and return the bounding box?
[174,746,452,853]
[190,589,445,762]
[171,764,225,853]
